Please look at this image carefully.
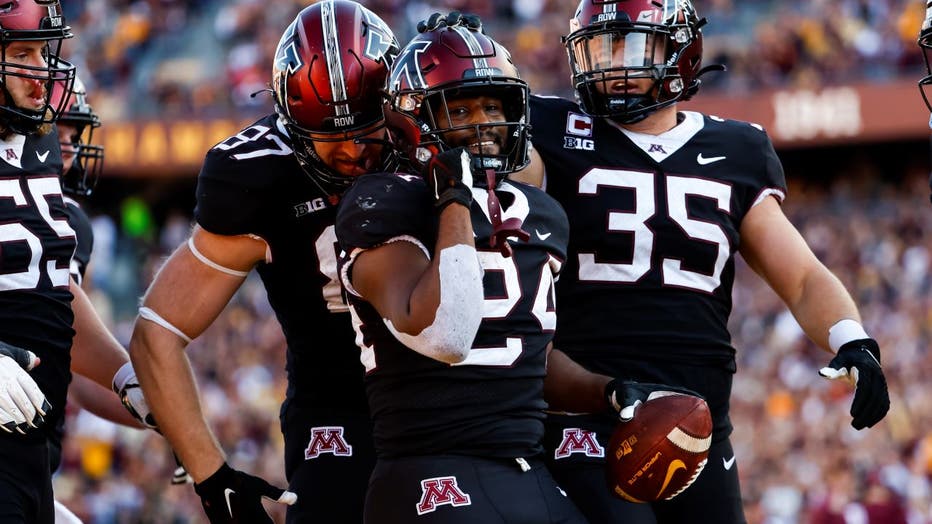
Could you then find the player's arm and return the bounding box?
[129,225,264,481]
[349,201,480,363]
[344,149,484,364]
[739,196,860,350]
[68,374,143,428]
[544,345,611,413]
[507,144,545,188]
[70,279,133,389]
[70,279,157,429]
[739,196,889,429]
[544,345,700,421]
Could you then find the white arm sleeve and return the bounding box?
[384,243,484,364]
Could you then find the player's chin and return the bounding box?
[466,143,501,157]
[333,163,369,178]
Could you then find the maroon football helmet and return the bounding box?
[386,17,530,182]
[919,1,932,116]
[50,75,103,196]
[272,0,399,193]
[565,0,707,123]
[0,0,75,134]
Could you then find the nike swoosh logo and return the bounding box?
[696,153,726,165]
[723,455,736,470]
[536,229,551,241]
[657,459,686,498]
[860,346,881,367]
[223,488,236,518]
[36,150,49,163]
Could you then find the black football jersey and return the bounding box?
[336,173,568,458]
[194,114,366,412]
[0,129,74,443]
[63,197,93,286]
[530,95,786,370]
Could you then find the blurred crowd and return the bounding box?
[57,0,928,121]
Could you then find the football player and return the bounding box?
[511,1,892,523]
[0,3,152,523]
[334,13,679,523]
[919,0,932,119]
[47,71,146,453]
[127,2,399,522]
[918,0,932,202]
[48,75,177,523]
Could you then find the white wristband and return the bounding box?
[828,319,869,353]
[112,361,136,392]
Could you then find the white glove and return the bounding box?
[0,340,49,434]
[112,362,158,430]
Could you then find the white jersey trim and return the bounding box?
[611,111,705,163]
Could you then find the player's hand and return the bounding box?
[605,379,703,422]
[417,11,483,33]
[424,147,474,211]
[112,362,158,430]
[0,340,50,434]
[194,463,297,524]
[819,338,890,430]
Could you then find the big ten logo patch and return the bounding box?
[416,476,472,515]
[304,426,353,459]
[554,428,605,459]
[564,137,595,151]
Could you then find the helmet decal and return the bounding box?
[274,20,303,76]
[362,8,395,63]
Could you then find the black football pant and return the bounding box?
[364,455,588,524]
[0,437,53,524]
[281,405,376,524]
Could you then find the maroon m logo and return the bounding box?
[554,428,605,460]
[416,476,472,515]
[304,426,353,459]
[5,149,16,160]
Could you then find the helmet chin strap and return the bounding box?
[484,168,529,258]
[609,94,654,124]
[0,82,42,135]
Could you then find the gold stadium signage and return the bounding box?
[97,79,928,177]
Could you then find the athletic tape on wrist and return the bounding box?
[112,361,136,391]
[385,243,483,364]
[139,307,193,344]
[828,319,870,353]
[187,237,250,277]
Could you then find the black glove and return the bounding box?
[0,339,49,434]
[424,147,474,211]
[417,11,483,33]
[605,379,704,422]
[193,463,296,523]
[819,338,890,430]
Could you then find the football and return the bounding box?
[605,391,713,503]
